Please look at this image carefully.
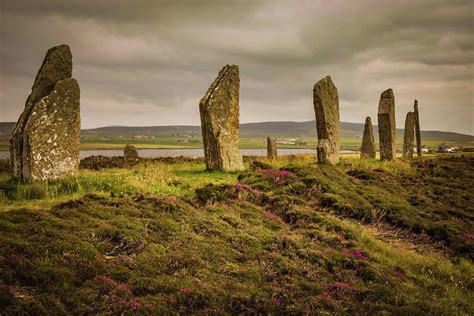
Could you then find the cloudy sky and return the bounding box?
[0,0,473,134]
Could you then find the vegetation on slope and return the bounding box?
[0,155,473,314]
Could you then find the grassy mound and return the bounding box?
[0,155,473,314]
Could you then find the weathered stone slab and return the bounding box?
[199,64,244,171]
[377,89,396,161]
[403,111,415,159]
[22,78,80,181]
[414,99,422,158]
[124,144,139,160]
[360,116,376,159]
[313,76,340,164]
[267,137,277,159]
[10,44,80,181]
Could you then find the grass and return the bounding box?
[2,134,471,152]
[0,154,473,314]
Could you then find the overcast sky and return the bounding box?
[0,0,473,134]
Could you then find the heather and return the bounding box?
[0,154,473,314]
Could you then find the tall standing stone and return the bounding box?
[313,76,340,164]
[402,112,415,159]
[360,116,376,159]
[10,44,80,181]
[199,64,244,171]
[124,144,138,160]
[414,100,422,158]
[377,89,396,161]
[267,137,277,159]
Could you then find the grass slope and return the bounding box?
[0,155,473,314]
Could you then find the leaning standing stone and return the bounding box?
[377,89,396,161]
[313,76,340,164]
[199,64,244,171]
[124,144,139,160]
[267,137,277,159]
[402,112,415,159]
[10,44,80,181]
[360,116,376,159]
[414,100,422,158]
[23,79,80,181]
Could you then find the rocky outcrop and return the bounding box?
[199,64,244,171]
[10,44,80,181]
[403,112,415,159]
[313,76,340,164]
[414,100,422,158]
[124,144,138,160]
[377,89,396,161]
[360,116,376,159]
[267,137,277,159]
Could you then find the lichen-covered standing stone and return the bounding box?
[199,65,244,171]
[414,99,422,158]
[10,44,80,181]
[267,137,277,159]
[403,111,415,159]
[313,76,340,164]
[360,116,376,159]
[124,144,139,160]
[377,89,396,161]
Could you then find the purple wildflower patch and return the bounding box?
[343,248,368,260]
[8,251,27,265]
[272,293,285,307]
[95,275,115,284]
[260,169,295,184]
[351,249,368,260]
[334,282,351,288]
[232,183,262,196]
[394,267,405,279]
[462,233,474,240]
[180,287,191,294]
[264,211,284,225]
[233,183,251,190]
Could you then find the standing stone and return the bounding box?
[377,89,396,161]
[10,44,80,181]
[199,64,244,171]
[402,112,415,159]
[360,116,376,159]
[313,76,340,164]
[267,137,277,159]
[124,144,139,160]
[414,100,422,158]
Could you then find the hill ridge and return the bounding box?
[0,121,472,141]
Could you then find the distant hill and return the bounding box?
[80,121,473,141]
[0,122,15,136]
[1,121,472,141]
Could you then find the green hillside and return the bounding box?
[0,155,472,314]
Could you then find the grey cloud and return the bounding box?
[0,0,472,134]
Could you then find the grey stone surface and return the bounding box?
[414,100,422,158]
[403,111,415,159]
[22,78,80,181]
[124,144,139,160]
[199,64,244,171]
[377,89,396,161]
[10,44,80,181]
[313,76,340,164]
[267,137,277,159]
[360,116,376,159]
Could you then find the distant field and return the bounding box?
[1,120,472,152]
[1,135,472,152]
